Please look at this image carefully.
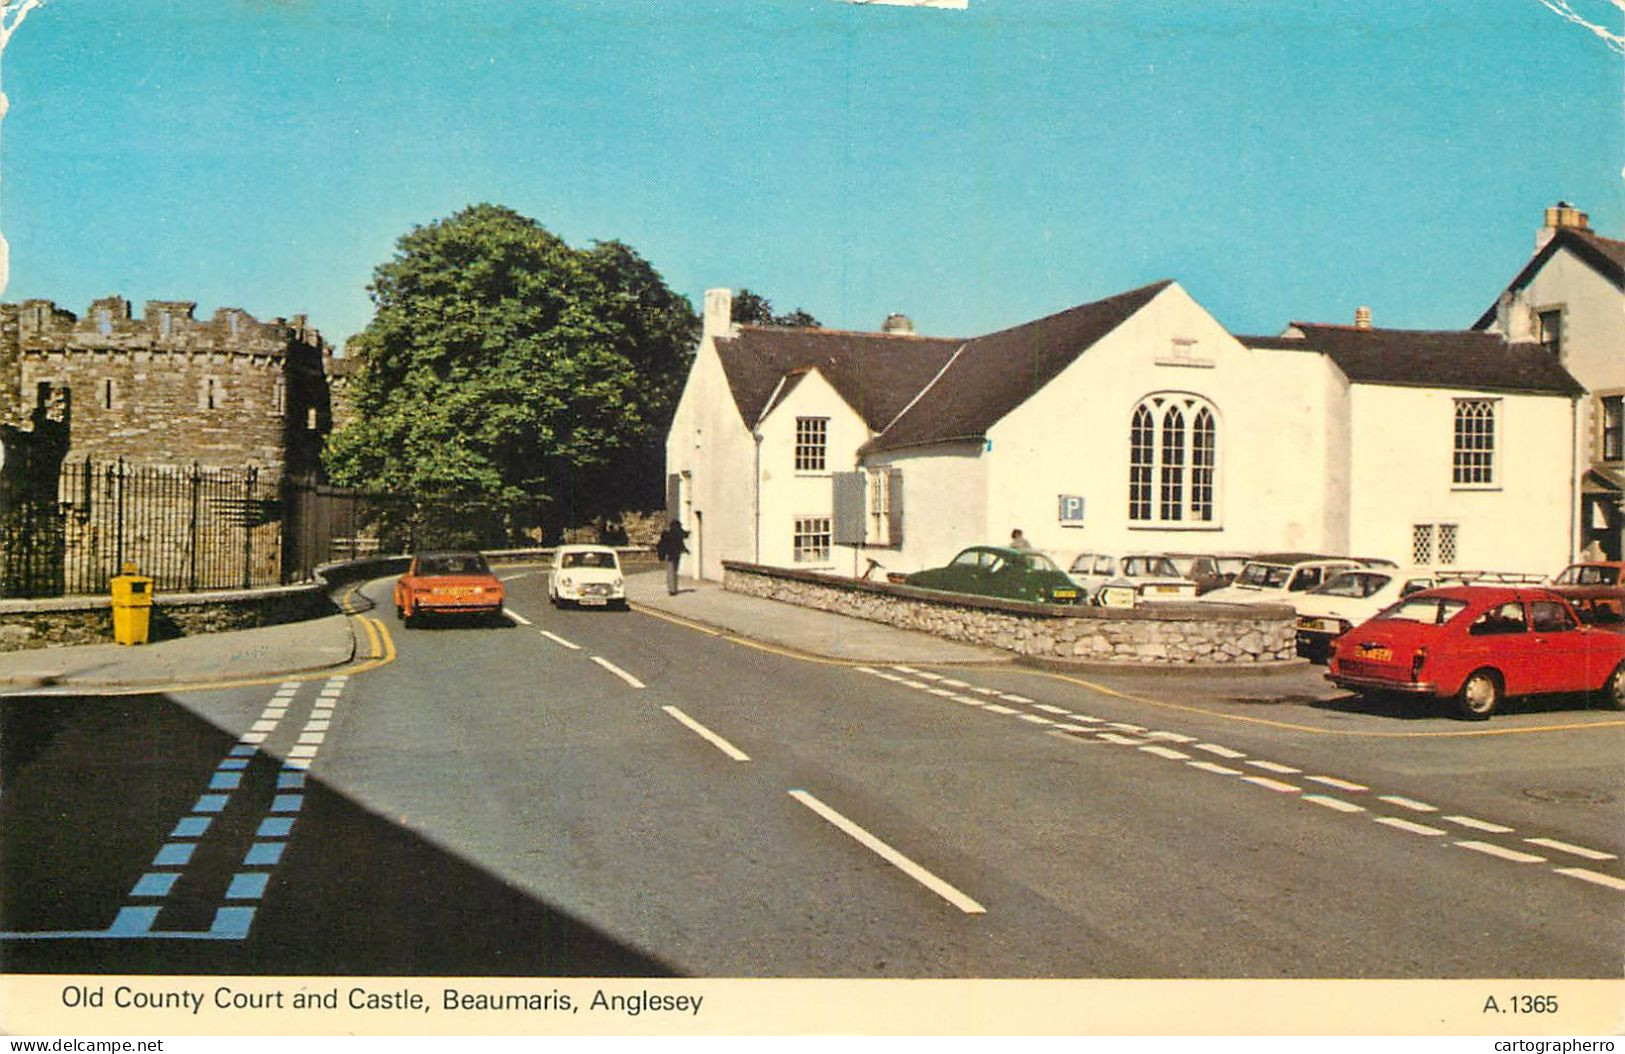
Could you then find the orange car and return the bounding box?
[392,551,505,627]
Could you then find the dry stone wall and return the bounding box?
[723,561,1296,665]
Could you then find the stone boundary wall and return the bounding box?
[722,560,1296,665]
[0,583,335,652]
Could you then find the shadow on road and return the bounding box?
[1,693,675,977]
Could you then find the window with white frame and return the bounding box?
[1129,394,1218,525]
[1452,399,1496,486]
[795,417,828,472]
[793,517,832,563]
[868,470,891,546]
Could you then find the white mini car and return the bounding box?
[548,545,627,609]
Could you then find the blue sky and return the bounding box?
[3,0,1619,348]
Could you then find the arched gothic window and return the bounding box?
[1129,394,1218,524]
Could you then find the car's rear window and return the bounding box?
[1557,565,1620,586]
[1238,563,1291,589]
[562,551,617,569]
[1313,572,1391,599]
[1373,596,1468,625]
[418,554,491,576]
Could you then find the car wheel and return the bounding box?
[1598,661,1625,711]
[1454,668,1502,721]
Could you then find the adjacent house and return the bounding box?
[1473,203,1624,560]
[666,279,1582,583]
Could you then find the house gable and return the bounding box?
[865,279,1174,454]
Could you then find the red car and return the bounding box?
[393,551,506,627]
[1326,585,1625,720]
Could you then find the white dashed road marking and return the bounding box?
[1306,776,1368,793]
[1242,776,1300,794]
[1194,743,1246,759]
[503,607,532,626]
[1246,760,1300,774]
[591,656,645,689]
[540,630,580,650]
[1140,746,1191,761]
[1374,817,1447,837]
[661,706,749,762]
[1457,841,1547,864]
[1188,761,1242,777]
[789,790,985,915]
[1444,815,1515,834]
[1554,868,1625,891]
[1303,795,1364,813]
[1524,838,1617,861]
[1379,795,1438,813]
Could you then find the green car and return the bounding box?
[903,545,1084,605]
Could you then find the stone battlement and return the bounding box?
[9,296,329,360]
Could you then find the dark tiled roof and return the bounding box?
[1246,324,1584,397]
[865,280,1174,453]
[1473,226,1625,329]
[712,326,962,432]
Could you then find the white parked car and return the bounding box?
[1065,552,1198,606]
[1198,553,1364,606]
[1292,567,1443,662]
[548,545,628,609]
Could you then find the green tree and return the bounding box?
[323,204,697,545]
[731,287,821,328]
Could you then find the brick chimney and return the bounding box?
[1535,201,1590,253]
[882,312,914,335]
[1354,305,1372,330]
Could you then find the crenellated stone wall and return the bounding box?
[723,561,1297,665]
[1,296,333,476]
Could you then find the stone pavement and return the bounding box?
[0,614,358,690]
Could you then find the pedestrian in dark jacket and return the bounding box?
[656,520,689,595]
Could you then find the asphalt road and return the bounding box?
[4,568,1622,977]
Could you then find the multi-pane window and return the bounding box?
[1129,394,1218,524]
[794,417,828,472]
[1413,524,1433,565]
[793,517,832,563]
[1129,405,1155,521]
[868,470,891,546]
[1413,523,1459,566]
[1452,399,1496,486]
[1437,523,1458,565]
[1602,395,1623,463]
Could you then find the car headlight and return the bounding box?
[560,576,573,588]
[612,577,623,589]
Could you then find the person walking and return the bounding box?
[657,519,690,595]
[1009,528,1034,551]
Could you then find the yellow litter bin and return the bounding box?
[110,563,154,646]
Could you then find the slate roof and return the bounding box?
[1238,324,1584,398]
[863,280,1174,453]
[712,326,962,432]
[1472,226,1625,330]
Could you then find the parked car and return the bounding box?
[1198,553,1364,605]
[905,545,1083,605]
[1551,561,1625,587]
[1066,552,1197,606]
[1165,552,1250,595]
[548,544,628,609]
[1555,586,1625,630]
[393,551,506,627]
[1325,585,1625,720]
[1292,567,1443,662]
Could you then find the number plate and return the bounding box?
[1359,645,1393,662]
[1052,589,1077,600]
[579,597,607,606]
